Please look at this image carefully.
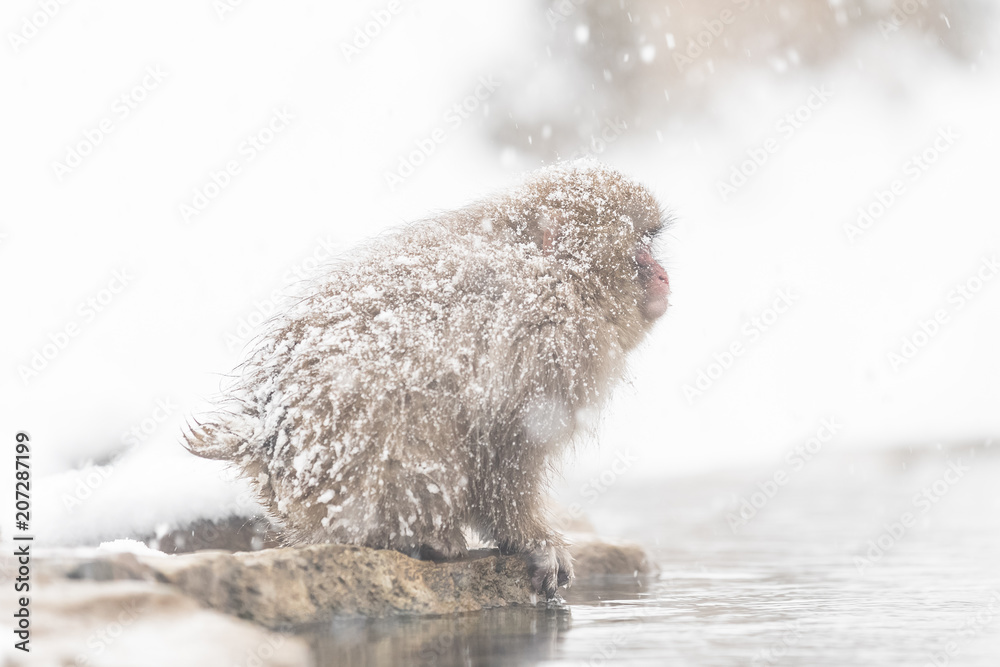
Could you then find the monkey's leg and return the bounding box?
[471,470,574,598]
[368,460,469,561]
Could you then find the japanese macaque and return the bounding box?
[186,161,670,598]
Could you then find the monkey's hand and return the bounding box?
[527,542,575,599]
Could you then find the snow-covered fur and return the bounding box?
[185,161,667,597]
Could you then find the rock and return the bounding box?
[1,580,311,667]
[21,536,652,628]
[568,538,656,578]
[32,545,537,626]
[142,515,283,554]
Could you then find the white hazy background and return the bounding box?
[1,0,998,543]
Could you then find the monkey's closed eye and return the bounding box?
[643,223,666,241]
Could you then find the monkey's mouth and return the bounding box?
[637,247,670,320]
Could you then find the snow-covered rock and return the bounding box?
[1,580,310,667]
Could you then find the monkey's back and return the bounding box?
[197,220,618,546]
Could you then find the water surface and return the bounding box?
[304,443,1000,665]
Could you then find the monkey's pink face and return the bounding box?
[636,246,670,320]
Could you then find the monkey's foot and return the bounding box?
[414,536,468,562]
[527,544,575,599]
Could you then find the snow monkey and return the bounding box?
[186,161,671,598]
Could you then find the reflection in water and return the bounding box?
[300,446,1000,666]
[307,605,571,666]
